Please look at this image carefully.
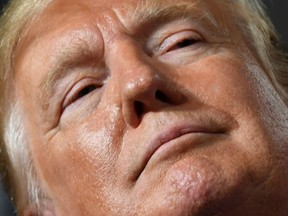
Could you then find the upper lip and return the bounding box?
[135,116,226,180]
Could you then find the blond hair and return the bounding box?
[0,0,52,213]
[0,0,287,214]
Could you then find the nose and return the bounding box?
[109,41,184,127]
[122,67,179,127]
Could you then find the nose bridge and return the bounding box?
[109,38,160,99]
[111,39,156,84]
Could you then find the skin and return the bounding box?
[12,0,288,215]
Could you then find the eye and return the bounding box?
[76,85,97,99]
[62,78,102,110]
[169,38,198,51]
[159,30,202,53]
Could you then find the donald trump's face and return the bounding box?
[13,0,288,215]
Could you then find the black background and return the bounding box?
[0,0,287,215]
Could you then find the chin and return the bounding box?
[134,155,250,216]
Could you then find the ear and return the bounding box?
[24,199,56,216]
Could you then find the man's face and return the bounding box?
[13,0,288,215]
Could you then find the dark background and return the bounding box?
[0,0,287,215]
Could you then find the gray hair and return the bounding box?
[0,0,52,212]
[4,104,45,214]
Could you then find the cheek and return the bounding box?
[176,54,278,173]
[31,108,122,212]
[178,54,258,115]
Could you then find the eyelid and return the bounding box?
[159,30,202,53]
[62,77,102,110]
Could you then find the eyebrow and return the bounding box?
[125,0,219,32]
[38,35,101,110]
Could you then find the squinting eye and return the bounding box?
[76,85,96,99]
[159,30,202,53]
[62,78,102,110]
[168,38,198,51]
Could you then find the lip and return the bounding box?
[136,121,225,180]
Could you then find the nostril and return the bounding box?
[155,90,170,103]
[134,101,144,118]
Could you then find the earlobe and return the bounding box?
[23,200,56,216]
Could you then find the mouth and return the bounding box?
[136,121,226,181]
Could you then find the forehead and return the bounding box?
[28,0,225,33]
[16,0,229,59]
[14,0,229,64]
[45,0,215,15]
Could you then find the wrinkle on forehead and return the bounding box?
[114,0,219,31]
[45,0,218,31]
[17,0,219,58]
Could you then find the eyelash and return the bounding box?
[168,38,200,52]
[63,79,102,110]
[70,84,96,102]
[159,30,202,54]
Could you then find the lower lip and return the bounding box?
[146,132,217,169]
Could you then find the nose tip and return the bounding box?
[121,66,182,127]
[133,89,172,120]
